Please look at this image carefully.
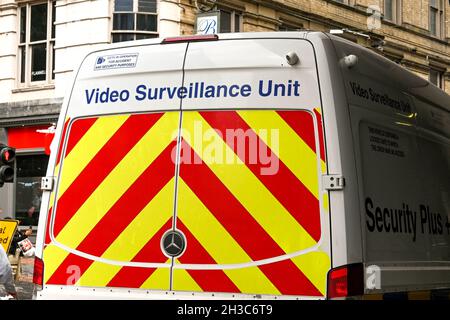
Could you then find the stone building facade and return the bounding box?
[0,0,448,225]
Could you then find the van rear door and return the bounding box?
[171,37,331,298]
[42,43,186,292]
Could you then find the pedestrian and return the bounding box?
[0,244,17,300]
[23,206,37,226]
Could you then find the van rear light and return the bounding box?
[33,256,44,287]
[327,263,364,299]
[162,34,219,44]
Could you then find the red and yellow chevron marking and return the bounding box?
[43,109,329,297]
[44,112,179,287]
[174,111,328,295]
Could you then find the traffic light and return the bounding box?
[0,144,15,187]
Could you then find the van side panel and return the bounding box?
[332,36,450,293]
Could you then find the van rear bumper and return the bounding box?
[35,285,325,300]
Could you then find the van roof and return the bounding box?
[325,33,450,112]
[85,31,450,112]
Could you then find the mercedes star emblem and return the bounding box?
[161,229,186,258]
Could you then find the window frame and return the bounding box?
[217,7,242,33]
[112,0,158,43]
[429,0,444,38]
[17,1,55,87]
[429,68,444,89]
[278,19,304,31]
[384,0,402,24]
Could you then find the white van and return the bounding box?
[34,32,450,300]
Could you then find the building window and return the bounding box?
[112,0,158,42]
[384,0,393,21]
[278,22,303,31]
[18,1,56,86]
[218,9,241,33]
[429,0,444,37]
[15,154,49,226]
[429,68,444,88]
[384,0,401,23]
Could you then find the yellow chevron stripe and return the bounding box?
[175,179,280,294]
[290,251,330,295]
[182,112,317,254]
[57,115,128,199]
[48,164,60,212]
[323,193,329,213]
[237,110,322,198]
[173,260,203,292]
[140,263,171,290]
[78,262,121,288]
[45,112,178,281]
[76,180,175,287]
[43,244,70,283]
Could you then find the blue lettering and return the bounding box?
[229,85,240,97]
[159,87,167,100]
[259,80,272,97]
[85,89,96,104]
[177,87,187,99]
[99,87,110,103]
[120,90,130,101]
[110,90,119,102]
[241,84,251,97]
[135,85,147,101]
[85,87,129,104]
[166,86,177,99]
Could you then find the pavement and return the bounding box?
[0,256,34,300]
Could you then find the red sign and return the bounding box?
[8,125,55,155]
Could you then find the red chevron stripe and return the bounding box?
[46,119,97,246]
[47,141,176,285]
[176,219,240,293]
[179,140,321,296]
[313,109,326,163]
[199,110,321,242]
[52,113,164,237]
[259,259,322,295]
[45,253,94,286]
[55,119,71,166]
[64,117,98,158]
[276,110,321,160]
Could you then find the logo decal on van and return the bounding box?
[162,230,186,258]
[94,53,139,71]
